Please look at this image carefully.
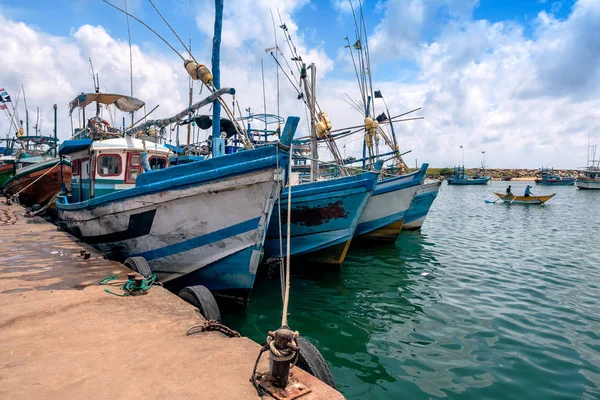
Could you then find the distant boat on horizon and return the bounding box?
[534,167,575,186]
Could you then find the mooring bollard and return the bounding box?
[268,326,299,388]
[80,249,86,256]
[84,251,91,260]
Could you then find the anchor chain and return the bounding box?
[186,319,241,338]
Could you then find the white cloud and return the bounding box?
[1,0,599,169]
[360,0,600,168]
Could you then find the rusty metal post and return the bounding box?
[268,326,299,388]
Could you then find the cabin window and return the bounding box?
[72,160,80,176]
[125,152,142,184]
[149,156,168,170]
[97,154,122,176]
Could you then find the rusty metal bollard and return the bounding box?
[267,326,299,388]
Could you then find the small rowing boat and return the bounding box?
[493,191,555,204]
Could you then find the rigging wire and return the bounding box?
[148,0,197,63]
[101,0,186,62]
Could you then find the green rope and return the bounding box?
[99,274,157,296]
[98,275,119,285]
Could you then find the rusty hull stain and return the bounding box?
[284,201,349,227]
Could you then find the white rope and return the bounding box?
[281,143,293,327]
[12,161,60,198]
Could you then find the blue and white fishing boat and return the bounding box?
[535,167,575,186]
[56,89,299,304]
[576,141,600,190]
[264,170,378,265]
[403,180,442,230]
[354,163,427,241]
[446,165,490,185]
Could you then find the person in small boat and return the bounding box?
[506,185,513,196]
[524,185,532,197]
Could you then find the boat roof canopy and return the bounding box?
[69,93,145,115]
[59,139,93,155]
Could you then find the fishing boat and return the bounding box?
[493,191,555,204]
[534,167,575,185]
[403,180,442,230]
[575,141,600,190]
[576,168,600,190]
[264,170,378,265]
[355,164,427,241]
[1,136,71,208]
[59,100,298,303]
[56,88,298,305]
[446,165,490,185]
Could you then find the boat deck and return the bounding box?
[0,202,342,399]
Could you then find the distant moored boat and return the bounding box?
[534,167,575,185]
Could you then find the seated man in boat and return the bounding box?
[524,185,532,197]
[506,185,513,196]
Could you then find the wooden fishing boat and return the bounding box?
[56,90,299,305]
[2,157,71,207]
[534,167,575,185]
[576,142,600,190]
[403,180,442,230]
[447,165,490,185]
[355,164,427,242]
[264,170,378,265]
[576,169,600,190]
[493,191,555,204]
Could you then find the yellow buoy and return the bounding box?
[184,60,213,84]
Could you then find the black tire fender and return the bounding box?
[123,256,152,278]
[295,336,336,388]
[178,285,222,323]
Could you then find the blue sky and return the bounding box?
[0,0,598,168]
[2,0,578,81]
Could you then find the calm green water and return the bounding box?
[225,181,600,399]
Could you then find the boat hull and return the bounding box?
[534,179,575,185]
[576,180,600,190]
[264,172,378,265]
[403,180,441,230]
[56,146,288,305]
[355,166,426,242]
[0,164,13,187]
[2,158,72,207]
[447,177,490,185]
[493,192,555,204]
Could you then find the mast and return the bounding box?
[53,104,58,157]
[310,63,318,181]
[22,84,29,136]
[211,0,223,156]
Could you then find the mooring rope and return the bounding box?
[11,161,60,199]
[281,143,293,328]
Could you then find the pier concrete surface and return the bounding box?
[0,203,343,400]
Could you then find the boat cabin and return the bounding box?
[60,136,170,202]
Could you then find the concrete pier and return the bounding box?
[0,203,343,399]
